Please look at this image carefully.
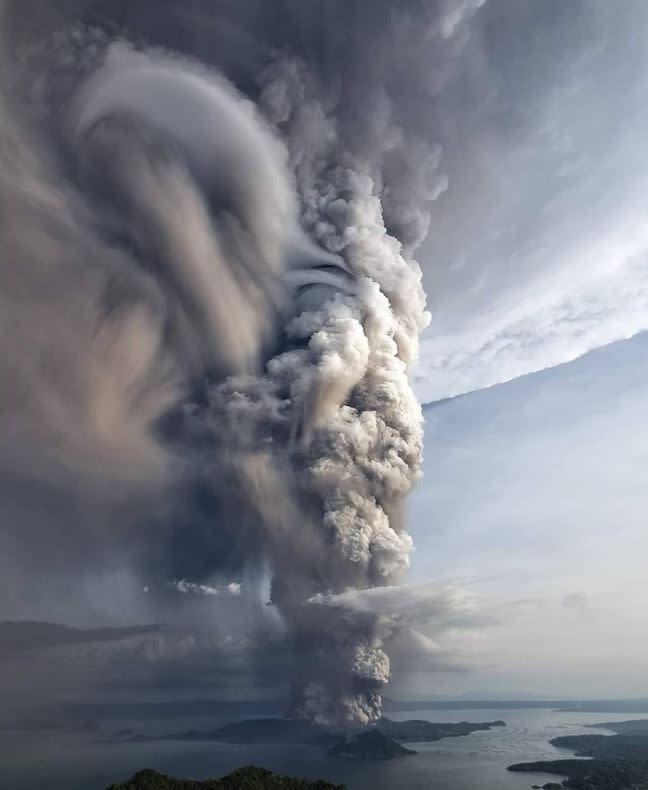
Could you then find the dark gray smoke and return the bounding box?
[0,0,482,728]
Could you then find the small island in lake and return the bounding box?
[328,717,506,760]
[329,728,417,759]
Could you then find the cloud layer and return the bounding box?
[414,0,648,402]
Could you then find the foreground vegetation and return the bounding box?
[107,766,345,790]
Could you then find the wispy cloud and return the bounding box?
[416,0,648,401]
[417,247,648,402]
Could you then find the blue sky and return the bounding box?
[382,0,648,698]
[414,0,648,404]
[402,332,648,697]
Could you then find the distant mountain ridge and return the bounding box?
[384,698,648,713]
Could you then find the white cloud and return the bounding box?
[170,579,242,597]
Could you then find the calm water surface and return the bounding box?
[2,706,646,790]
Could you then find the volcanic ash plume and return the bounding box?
[0,0,482,728]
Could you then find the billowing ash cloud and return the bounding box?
[309,583,497,676]
[0,0,482,728]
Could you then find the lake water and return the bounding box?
[2,706,647,790]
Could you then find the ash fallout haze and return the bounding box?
[0,0,469,731]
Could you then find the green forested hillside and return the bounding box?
[107,766,345,790]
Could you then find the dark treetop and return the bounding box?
[107,766,345,790]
